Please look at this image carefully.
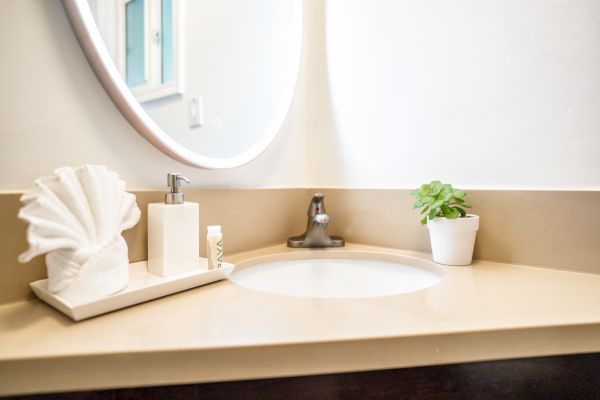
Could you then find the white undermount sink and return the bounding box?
[230,250,444,299]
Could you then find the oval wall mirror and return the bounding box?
[63,0,303,169]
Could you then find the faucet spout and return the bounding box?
[288,193,345,248]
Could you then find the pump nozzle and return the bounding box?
[165,173,190,204]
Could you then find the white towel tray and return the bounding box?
[30,258,234,321]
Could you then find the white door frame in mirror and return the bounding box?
[63,0,303,169]
[114,0,183,103]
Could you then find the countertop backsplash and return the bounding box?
[1,188,599,305]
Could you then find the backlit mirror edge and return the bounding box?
[62,0,304,169]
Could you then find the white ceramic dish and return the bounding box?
[30,258,234,321]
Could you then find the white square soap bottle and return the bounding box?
[148,173,199,277]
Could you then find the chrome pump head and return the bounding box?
[165,173,190,204]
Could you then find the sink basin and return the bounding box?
[230,251,444,299]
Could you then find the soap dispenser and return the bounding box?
[148,173,199,277]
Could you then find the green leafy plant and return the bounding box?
[411,181,471,225]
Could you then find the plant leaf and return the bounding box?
[455,206,466,217]
[440,185,453,201]
[447,209,460,219]
[422,196,435,204]
[461,203,472,208]
[412,199,424,209]
[430,200,443,209]
[428,209,437,221]
[453,189,466,198]
[420,215,428,225]
[429,181,442,195]
[441,204,459,219]
[420,205,430,215]
[440,204,451,216]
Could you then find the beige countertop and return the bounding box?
[1,244,600,396]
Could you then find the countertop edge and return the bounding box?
[2,323,600,396]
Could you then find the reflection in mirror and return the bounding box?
[66,0,303,168]
[89,0,181,102]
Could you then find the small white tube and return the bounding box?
[207,225,223,270]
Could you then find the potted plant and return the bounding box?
[411,181,479,266]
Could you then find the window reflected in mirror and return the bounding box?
[91,0,180,102]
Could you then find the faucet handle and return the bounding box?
[289,192,344,248]
[314,214,330,224]
[308,193,327,216]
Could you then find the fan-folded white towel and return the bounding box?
[18,165,141,304]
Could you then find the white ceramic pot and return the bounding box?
[427,214,479,266]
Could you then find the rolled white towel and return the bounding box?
[18,165,140,304]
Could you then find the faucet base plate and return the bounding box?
[287,235,345,248]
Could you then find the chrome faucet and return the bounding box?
[288,193,345,248]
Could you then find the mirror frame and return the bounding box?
[63,0,304,169]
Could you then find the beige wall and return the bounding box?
[0,189,311,304]
[3,189,599,305]
[320,189,600,272]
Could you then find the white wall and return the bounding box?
[310,0,600,189]
[1,0,599,192]
[0,0,309,191]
